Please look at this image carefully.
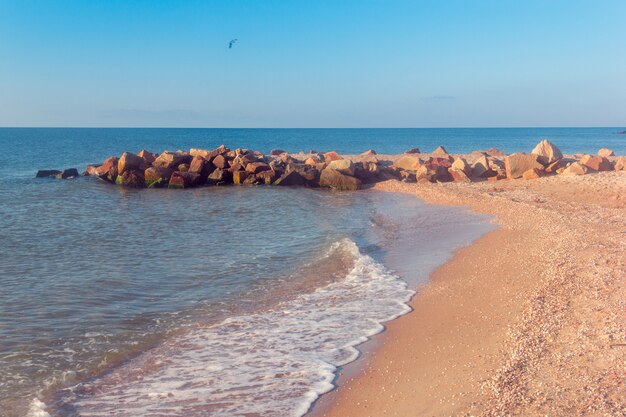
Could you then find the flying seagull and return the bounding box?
[228,39,238,49]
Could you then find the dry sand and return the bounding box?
[311,171,625,416]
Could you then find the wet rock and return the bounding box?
[505,153,544,179]
[116,169,145,188]
[256,170,277,185]
[560,162,588,176]
[117,152,144,175]
[522,168,543,180]
[207,168,231,185]
[404,147,421,154]
[273,170,306,186]
[392,155,422,171]
[290,164,320,184]
[36,169,62,178]
[233,170,249,185]
[319,168,362,191]
[168,171,200,189]
[326,159,355,176]
[144,167,173,188]
[580,154,613,171]
[188,155,214,181]
[531,139,563,165]
[597,148,614,157]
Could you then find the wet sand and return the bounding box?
[312,171,625,416]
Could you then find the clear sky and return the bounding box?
[1,0,625,127]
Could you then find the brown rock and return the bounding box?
[207,168,231,185]
[245,162,270,174]
[177,163,189,172]
[431,146,449,157]
[305,156,322,165]
[137,150,156,165]
[154,151,189,169]
[270,149,286,156]
[505,153,544,179]
[448,167,471,182]
[485,148,506,157]
[189,148,212,159]
[273,170,306,186]
[144,167,173,187]
[326,159,355,176]
[323,151,343,162]
[522,168,543,180]
[36,169,62,178]
[598,148,615,157]
[212,154,229,169]
[451,157,471,175]
[319,168,362,191]
[531,139,563,165]
[399,170,417,182]
[580,154,613,171]
[560,162,588,176]
[256,170,277,185]
[117,152,144,175]
[404,148,420,154]
[233,170,249,185]
[116,169,145,188]
[614,156,626,171]
[393,155,422,171]
[361,149,377,156]
[545,159,565,173]
[471,155,492,178]
[168,171,200,189]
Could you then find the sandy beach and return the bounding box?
[313,171,625,416]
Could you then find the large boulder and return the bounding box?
[36,169,61,178]
[168,171,200,189]
[545,159,566,174]
[354,161,380,183]
[361,149,377,157]
[304,155,322,165]
[451,157,471,176]
[212,154,229,169]
[117,152,144,175]
[471,155,492,178]
[232,170,249,185]
[289,164,321,185]
[614,156,626,171]
[431,146,449,157]
[144,167,173,187]
[323,151,343,162]
[55,168,79,179]
[270,149,286,156]
[245,162,270,174]
[188,155,214,180]
[153,151,190,169]
[560,162,588,176]
[448,167,471,182]
[116,169,145,188]
[393,155,422,171]
[207,168,231,185]
[522,168,543,180]
[137,150,156,165]
[531,139,563,165]
[404,147,420,154]
[580,155,613,171]
[485,148,506,157]
[273,170,306,186]
[326,159,355,176]
[319,168,362,191]
[505,153,544,179]
[90,157,119,182]
[597,148,615,157]
[256,170,277,185]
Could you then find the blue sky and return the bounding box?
[1,0,625,127]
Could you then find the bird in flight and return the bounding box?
[229,39,238,49]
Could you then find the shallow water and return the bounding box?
[0,128,509,416]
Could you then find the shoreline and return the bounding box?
[312,173,625,416]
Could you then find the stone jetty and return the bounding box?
[37,140,624,189]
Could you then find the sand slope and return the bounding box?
[313,171,625,416]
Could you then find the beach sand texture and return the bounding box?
[314,172,625,416]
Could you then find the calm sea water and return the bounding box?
[0,127,617,417]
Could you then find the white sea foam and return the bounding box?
[61,238,414,417]
[27,398,51,417]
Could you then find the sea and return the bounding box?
[0,128,623,417]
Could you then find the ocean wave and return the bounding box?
[52,238,415,417]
